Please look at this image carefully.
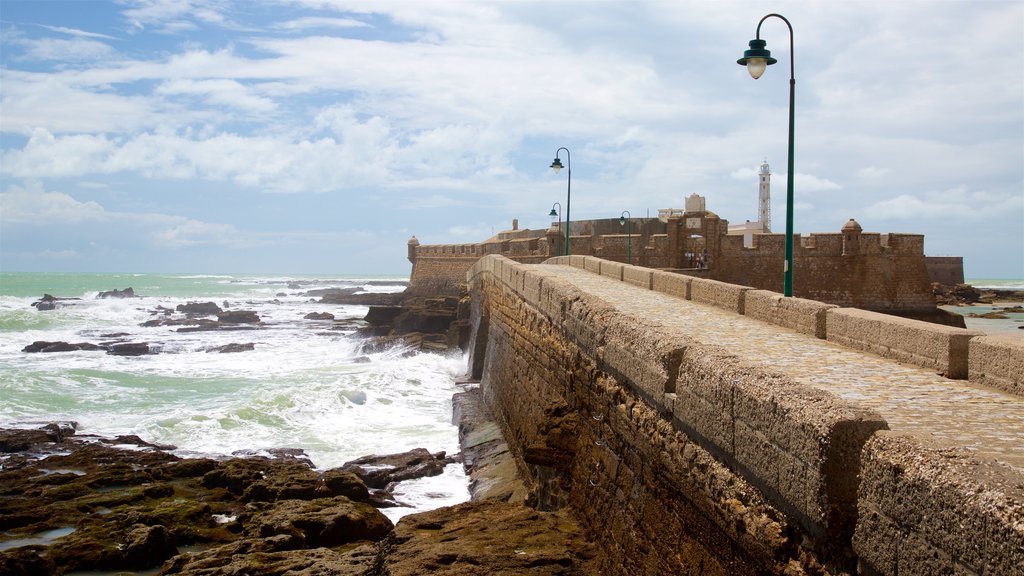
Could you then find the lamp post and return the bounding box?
[549,202,561,233]
[619,210,632,265]
[738,13,795,297]
[549,148,571,256]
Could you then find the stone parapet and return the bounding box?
[744,290,836,339]
[854,431,1024,575]
[825,308,982,378]
[621,264,653,289]
[469,255,891,570]
[688,277,752,314]
[969,335,1024,397]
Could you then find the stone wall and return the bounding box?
[925,256,966,286]
[854,431,1023,575]
[411,216,940,315]
[465,255,1024,575]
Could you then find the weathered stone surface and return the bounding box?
[378,501,598,575]
[341,448,455,490]
[245,496,392,547]
[217,310,261,324]
[206,342,255,353]
[303,311,335,320]
[177,301,223,315]
[107,342,152,356]
[97,287,136,299]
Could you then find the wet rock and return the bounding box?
[304,311,335,320]
[31,294,81,311]
[378,500,597,576]
[107,342,152,356]
[97,287,136,299]
[160,538,377,575]
[341,448,455,490]
[246,496,393,547]
[21,341,103,353]
[122,523,178,569]
[206,343,255,353]
[176,302,222,315]
[217,310,261,324]
[365,305,403,326]
[320,291,405,306]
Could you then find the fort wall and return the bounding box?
[409,215,940,314]
[464,255,1023,574]
[925,256,966,286]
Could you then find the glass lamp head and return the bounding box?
[550,157,564,173]
[737,38,777,79]
[549,208,558,218]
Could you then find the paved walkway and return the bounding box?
[539,265,1024,471]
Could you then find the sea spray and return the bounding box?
[0,272,470,520]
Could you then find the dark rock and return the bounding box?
[31,294,81,311]
[341,448,453,490]
[97,287,136,299]
[304,312,335,320]
[107,342,152,356]
[206,343,255,353]
[320,292,405,306]
[159,538,377,575]
[365,306,403,326]
[176,302,222,315]
[122,524,177,569]
[217,310,260,324]
[0,546,57,576]
[245,496,393,547]
[378,501,597,576]
[21,341,102,353]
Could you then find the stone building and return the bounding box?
[408,195,959,322]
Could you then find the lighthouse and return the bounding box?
[758,159,771,232]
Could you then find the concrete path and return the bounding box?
[540,265,1024,471]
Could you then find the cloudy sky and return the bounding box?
[1,0,1021,278]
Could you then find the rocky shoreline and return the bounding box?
[3,284,598,575]
[0,386,595,575]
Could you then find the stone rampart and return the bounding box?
[464,255,1023,574]
[968,335,1024,396]
[467,255,890,572]
[825,308,982,379]
[853,431,1023,575]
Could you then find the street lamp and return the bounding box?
[549,202,561,234]
[619,210,632,265]
[738,13,795,297]
[550,148,571,256]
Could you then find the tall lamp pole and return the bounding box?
[550,148,571,256]
[738,13,795,297]
[619,210,632,265]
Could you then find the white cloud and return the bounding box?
[37,25,118,40]
[0,181,107,223]
[867,185,1023,222]
[156,78,277,113]
[274,17,370,31]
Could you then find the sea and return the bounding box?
[949,278,1024,336]
[0,272,470,522]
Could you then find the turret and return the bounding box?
[407,236,420,264]
[842,219,862,256]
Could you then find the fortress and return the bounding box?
[408,190,959,324]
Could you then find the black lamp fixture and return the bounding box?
[619,210,632,265]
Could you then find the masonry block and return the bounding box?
[744,290,836,338]
[622,265,653,290]
[583,257,602,275]
[599,260,625,281]
[689,277,751,314]
[826,308,982,378]
[855,432,1024,575]
[651,270,690,300]
[968,335,1024,397]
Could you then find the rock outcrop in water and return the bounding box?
[0,424,468,575]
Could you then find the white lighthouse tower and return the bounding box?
[758,159,771,232]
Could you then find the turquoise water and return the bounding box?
[0,272,468,520]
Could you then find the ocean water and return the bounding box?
[948,278,1024,336]
[0,272,469,521]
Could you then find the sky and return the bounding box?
[1,0,1022,278]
